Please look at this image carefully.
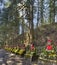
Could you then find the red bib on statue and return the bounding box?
[46,45,52,50]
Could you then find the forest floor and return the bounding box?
[0,49,38,65]
[0,49,57,65]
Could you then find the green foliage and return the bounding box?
[4,1,11,8]
[40,45,57,59]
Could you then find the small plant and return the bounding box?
[40,45,57,60]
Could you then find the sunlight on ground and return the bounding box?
[9,53,15,57]
[7,60,14,65]
[17,63,22,65]
[33,64,37,65]
[2,63,6,65]
[0,58,3,62]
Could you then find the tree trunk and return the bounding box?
[49,0,55,23]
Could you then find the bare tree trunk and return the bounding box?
[37,0,40,27]
[22,18,25,44]
[40,0,44,24]
[49,0,55,23]
[25,0,34,43]
[30,0,34,42]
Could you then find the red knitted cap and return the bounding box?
[47,40,52,42]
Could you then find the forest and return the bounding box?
[0,0,57,47]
